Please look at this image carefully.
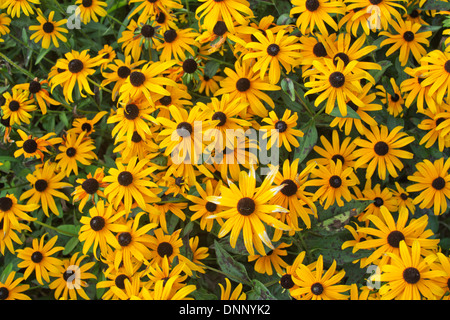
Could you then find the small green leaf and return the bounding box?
[248,280,277,300]
[63,237,80,255]
[214,240,250,283]
[281,77,295,101]
[293,121,318,164]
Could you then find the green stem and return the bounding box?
[203,265,252,287]
[33,220,79,238]
[87,77,112,94]
[198,54,234,68]
[0,183,30,192]
[8,33,54,65]
[0,51,35,79]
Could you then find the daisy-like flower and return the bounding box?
[417,104,450,152]
[95,265,138,300]
[101,56,146,101]
[198,71,224,97]
[243,29,303,85]
[78,200,127,259]
[341,222,373,267]
[195,0,254,34]
[0,221,31,255]
[0,13,11,36]
[248,242,291,276]
[407,157,450,216]
[20,161,72,217]
[355,206,440,268]
[103,156,160,213]
[305,159,359,210]
[214,60,280,118]
[0,194,37,236]
[269,159,317,237]
[290,0,346,36]
[353,180,398,220]
[55,131,97,177]
[298,35,330,72]
[206,165,291,256]
[390,181,416,214]
[113,212,157,274]
[1,89,37,126]
[16,234,64,285]
[48,252,97,300]
[353,125,415,180]
[379,240,446,300]
[186,180,224,232]
[142,255,188,291]
[260,110,304,152]
[219,278,246,300]
[72,167,108,212]
[189,236,209,274]
[376,78,405,117]
[157,28,200,62]
[97,44,116,71]
[0,0,40,18]
[145,276,196,300]
[29,9,68,49]
[67,111,108,137]
[49,49,106,103]
[128,0,183,24]
[112,131,159,162]
[414,50,450,105]
[379,19,432,66]
[291,255,350,300]
[338,7,374,36]
[118,60,178,105]
[14,78,60,114]
[344,0,407,31]
[401,67,438,114]
[278,251,309,297]
[13,129,61,161]
[74,0,107,24]
[303,58,365,116]
[0,272,31,300]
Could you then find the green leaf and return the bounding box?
[204,60,221,78]
[214,240,250,283]
[63,237,80,255]
[0,263,14,283]
[421,0,450,10]
[293,120,318,164]
[370,60,392,85]
[281,77,295,101]
[248,280,277,300]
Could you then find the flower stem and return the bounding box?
[33,220,79,238]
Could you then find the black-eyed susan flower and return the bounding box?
[14,129,61,161]
[298,35,330,72]
[128,0,183,24]
[20,161,72,217]
[49,50,106,103]
[355,206,440,268]
[75,0,107,24]
[14,78,60,115]
[214,59,280,118]
[118,60,178,105]
[390,181,416,214]
[341,222,373,267]
[157,27,200,62]
[248,242,291,276]
[379,240,446,300]
[243,29,303,85]
[195,0,254,34]
[103,156,160,213]
[78,200,127,259]
[400,67,437,114]
[353,125,415,180]
[0,0,40,18]
[16,234,64,285]
[48,252,97,300]
[189,236,209,274]
[108,274,146,300]
[0,194,37,236]
[0,13,11,36]
[278,251,308,296]
[417,103,450,152]
[379,19,432,66]
[219,278,246,300]
[113,212,157,274]
[198,71,224,97]
[376,77,405,117]
[0,220,31,255]
[414,50,450,105]
[290,0,346,36]
[338,7,373,36]
[186,180,224,232]
[142,255,188,290]
[206,166,291,256]
[146,276,196,300]
[303,58,365,116]
[354,179,398,220]
[0,272,30,300]
[95,265,138,300]
[291,255,350,300]
[1,89,37,126]
[260,110,303,153]
[305,159,359,210]
[113,131,159,162]
[29,9,68,49]
[97,44,116,71]
[269,159,317,236]
[55,131,97,177]
[72,167,108,212]
[68,111,108,137]
[148,201,187,235]
[407,157,450,216]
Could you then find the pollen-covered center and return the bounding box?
[157,241,174,258]
[387,230,405,248]
[82,178,100,194]
[329,72,345,88]
[237,197,256,216]
[403,267,421,284]
[374,141,389,156]
[311,282,324,295]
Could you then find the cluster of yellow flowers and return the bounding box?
[0,0,450,301]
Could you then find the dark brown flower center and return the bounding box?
[403,31,415,42]
[275,120,288,133]
[90,216,105,231]
[280,179,298,197]
[329,72,345,88]
[42,22,54,33]
[81,122,92,132]
[280,274,295,289]
[115,274,129,289]
[82,178,99,194]
[0,197,13,212]
[131,131,142,143]
[403,267,420,284]
[313,42,327,57]
[400,193,408,200]
[329,175,342,188]
[66,147,76,157]
[29,80,42,93]
[0,287,9,300]
[23,139,38,153]
[118,232,132,247]
[182,58,197,74]
[444,60,450,74]
[305,0,320,11]
[129,71,146,87]
[390,93,400,102]
[212,111,227,126]
[141,24,155,38]
[118,171,133,186]
[163,29,177,43]
[333,53,350,66]
[374,141,389,156]
[236,78,251,92]
[35,179,48,192]
[373,197,384,207]
[387,230,405,248]
[82,0,92,6]
[213,21,228,36]
[31,251,43,263]
[369,0,382,4]
[157,241,174,257]
[117,66,131,79]
[176,122,193,137]
[205,201,217,212]
[267,44,280,56]
[68,59,84,73]
[124,103,140,120]
[311,282,324,295]
[8,100,20,112]
[237,197,256,216]
[159,95,172,106]
[432,177,446,190]
[63,269,75,282]
[331,154,345,164]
